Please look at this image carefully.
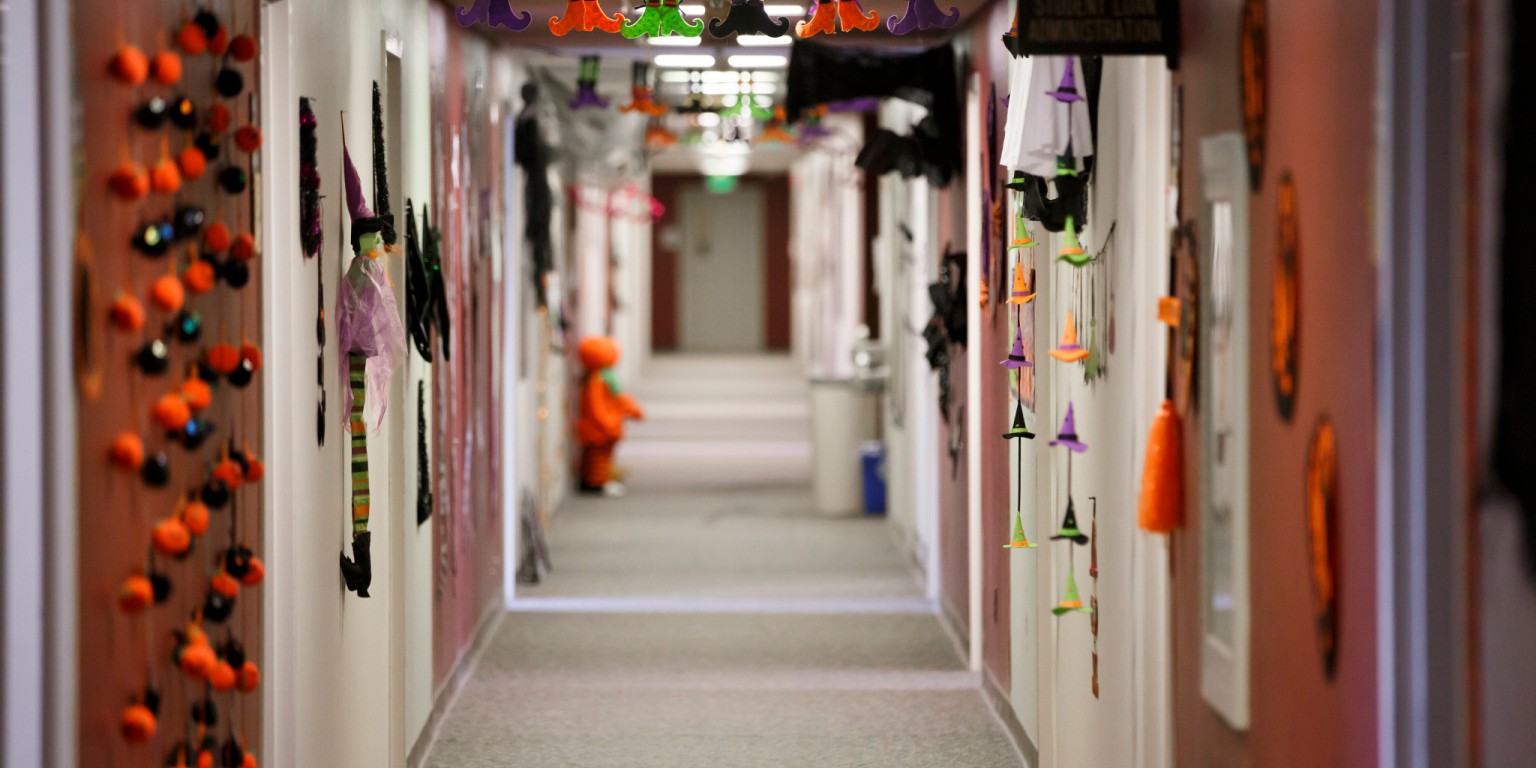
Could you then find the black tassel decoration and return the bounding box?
[423,207,451,361]
[299,98,323,258]
[371,81,395,245]
[405,199,434,361]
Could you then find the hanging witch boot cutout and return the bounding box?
[339,353,373,597]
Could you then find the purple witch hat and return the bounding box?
[1045,58,1083,103]
[1049,401,1088,453]
[342,134,385,253]
[1000,326,1031,370]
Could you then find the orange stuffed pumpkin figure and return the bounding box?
[576,337,644,496]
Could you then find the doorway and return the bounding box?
[679,183,765,351]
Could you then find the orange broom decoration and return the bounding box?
[1136,400,1183,532]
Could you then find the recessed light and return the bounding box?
[726,54,788,68]
[763,4,805,16]
[654,54,717,68]
[737,35,793,46]
[680,3,706,14]
[647,36,702,46]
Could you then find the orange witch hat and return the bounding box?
[1049,312,1088,362]
[1007,263,1036,305]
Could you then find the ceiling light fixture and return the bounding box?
[654,54,717,68]
[647,36,702,46]
[736,35,793,46]
[726,54,788,68]
[763,4,806,15]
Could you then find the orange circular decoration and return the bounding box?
[203,222,232,254]
[206,343,239,375]
[239,556,265,587]
[151,159,182,195]
[208,103,232,133]
[234,125,262,153]
[179,642,216,678]
[180,375,212,411]
[178,146,208,180]
[110,45,149,85]
[152,51,183,85]
[241,752,257,768]
[237,660,260,692]
[209,660,237,691]
[212,459,244,490]
[207,26,229,55]
[1241,0,1267,190]
[152,516,192,556]
[109,163,150,201]
[211,572,240,599]
[240,342,262,371]
[151,393,192,431]
[197,750,214,768]
[243,457,265,483]
[183,259,216,294]
[120,704,157,743]
[178,22,208,55]
[150,274,185,313]
[230,34,258,62]
[110,432,145,470]
[183,499,210,535]
[1272,172,1300,421]
[118,574,154,613]
[1305,415,1339,678]
[231,232,257,261]
[109,294,146,332]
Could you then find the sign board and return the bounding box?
[1014,0,1180,68]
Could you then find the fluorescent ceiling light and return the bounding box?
[737,35,793,46]
[762,4,806,15]
[659,71,693,82]
[700,82,779,95]
[726,54,788,68]
[696,112,721,127]
[654,54,716,68]
[647,36,702,46]
[680,3,706,14]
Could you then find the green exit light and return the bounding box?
[705,175,738,194]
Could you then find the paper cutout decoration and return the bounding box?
[569,57,610,110]
[1241,0,1267,190]
[1272,171,1299,421]
[1305,415,1339,677]
[1137,400,1184,532]
[455,0,534,30]
[1049,402,1088,453]
[1001,327,1031,370]
[1052,559,1092,615]
[1004,422,1037,547]
[1008,200,1036,250]
[757,108,795,144]
[549,0,623,34]
[796,0,880,37]
[1007,263,1036,304]
[1046,57,1083,102]
[1002,402,1034,440]
[622,0,705,39]
[1049,312,1088,363]
[1006,509,1037,548]
[1052,497,1090,544]
[1002,11,1021,56]
[620,62,668,116]
[709,0,791,38]
[886,0,959,35]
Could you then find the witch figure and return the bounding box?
[335,119,406,598]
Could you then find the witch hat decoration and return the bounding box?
[1057,214,1091,266]
[1052,497,1090,544]
[1008,205,1035,250]
[1046,57,1083,103]
[1049,402,1089,453]
[1002,401,1035,440]
[1005,509,1038,548]
[1049,313,1089,363]
[1001,327,1032,370]
[1052,565,1092,615]
[1007,263,1036,304]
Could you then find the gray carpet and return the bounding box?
[425,355,1021,767]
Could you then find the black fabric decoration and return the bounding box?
[708,0,790,38]
[417,380,432,526]
[372,81,396,245]
[785,41,961,185]
[1497,0,1536,578]
[855,114,952,186]
[922,248,967,429]
[405,199,433,361]
[1009,171,1089,234]
[423,207,451,361]
[514,82,554,308]
[300,97,323,258]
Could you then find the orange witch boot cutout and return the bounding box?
[836,0,880,31]
[796,0,838,37]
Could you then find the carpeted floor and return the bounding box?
[424,354,1021,767]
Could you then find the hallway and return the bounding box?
[424,355,1020,766]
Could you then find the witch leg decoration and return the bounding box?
[709,0,790,38]
[835,0,880,31]
[795,0,837,36]
[623,0,703,39]
[569,56,610,110]
[549,0,623,35]
[886,0,959,34]
[339,353,373,596]
[455,0,533,30]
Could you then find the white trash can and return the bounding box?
[809,379,879,516]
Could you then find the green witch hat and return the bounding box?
[1005,508,1037,549]
[1051,565,1092,615]
[1057,213,1091,266]
[1002,402,1035,440]
[1051,497,1090,544]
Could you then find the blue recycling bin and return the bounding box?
[860,441,887,515]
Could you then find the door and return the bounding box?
[679,183,765,351]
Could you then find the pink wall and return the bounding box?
[1172,0,1379,765]
[936,182,971,633]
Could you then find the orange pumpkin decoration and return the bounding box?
[243,456,265,483]
[178,146,208,180]
[212,458,244,490]
[152,51,182,85]
[240,342,262,372]
[110,45,149,85]
[207,26,229,55]
[178,642,216,678]
[202,222,232,254]
[208,103,232,133]
[230,232,257,261]
[151,158,182,195]
[178,22,208,54]
[230,34,258,62]
[180,374,212,411]
[197,749,215,768]
[109,163,150,201]
[234,125,262,153]
[206,343,239,375]
[239,556,265,587]
[109,293,145,332]
[150,274,185,313]
[109,432,145,471]
[151,393,191,431]
[118,574,154,613]
[211,571,240,599]
[237,660,260,692]
[152,517,192,556]
[182,499,210,535]
[241,751,257,768]
[183,259,216,294]
[120,704,157,743]
[208,660,237,691]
